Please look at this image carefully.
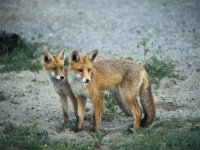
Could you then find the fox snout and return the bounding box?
[60,75,64,80]
[55,75,65,80]
[51,72,65,80]
[82,78,91,83]
[74,73,91,83]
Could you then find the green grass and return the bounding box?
[1,118,200,150]
[104,94,118,113]
[0,31,41,73]
[153,117,185,129]
[144,54,182,86]
[117,128,200,150]
[111,117,200,150]
[137,39,184,86]
[0,123,48,150]
[0,123,88,150]
[0,91,7,101]
[124,56,133,61]
[87,131,109,149]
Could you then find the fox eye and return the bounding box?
[77,69,83,72]
[88,68,91,72]
[60,66,63,70]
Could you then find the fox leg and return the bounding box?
[130,96,142,128]
[68,94,78,118]
[74,96,87,132]
[59,94,69,124]
[90,93,103,132]
[119,88,142,128]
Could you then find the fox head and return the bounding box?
[68,50,99,83]
[42,49,66,80]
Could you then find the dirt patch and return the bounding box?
[156,101,189,111]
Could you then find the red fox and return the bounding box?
[68,50,156,132]
[42,49,83,130]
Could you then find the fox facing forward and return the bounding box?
[42,49,80,126]
[67,50,156,132]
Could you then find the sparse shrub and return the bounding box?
[0,31,41,73]
[87,131,109,149]
[153,117,184,129]
[137,39,149,65]
[124,57,133,61]
[0,91,7,101]
[0,123,88,150]
[137,39,183,86]
[104,94,118,113]
[0,123,48,150]
[144,54,182,86]
[116,118,200,150]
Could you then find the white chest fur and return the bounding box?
[67,70,89,98]
[46,73,69,95]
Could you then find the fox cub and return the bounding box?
[42,49,80,127]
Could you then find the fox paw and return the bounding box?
[73,127,82,133]
[90,127,98,133]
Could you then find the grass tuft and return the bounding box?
[137,39,184,86]
[0,123,89,150]
[114,117,200,150]
[153,117,185,129]
[0,91,7,102]
[87,131,109,149]
[0,123,48,150]
[144,54,183,86]
[1,118,200,149]
[119,128,200,150]
[0,31,41,73]
[104,94,118,113]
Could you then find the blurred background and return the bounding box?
[0,0,199,60]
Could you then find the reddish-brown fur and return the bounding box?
[68,50,156,132]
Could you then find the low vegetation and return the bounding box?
[104,94,118,113]
[111,117,200,150]
[144,54,182,86]
[137,39,183,86]
[0,91,7,101]
[87,131,109,149]
[1,118,200,149]
[0,31,41,73]
[0,123,88,150]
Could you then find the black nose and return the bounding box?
[60,76,64,80]
[85,79,89,83]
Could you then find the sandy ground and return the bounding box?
[0,0,200,145]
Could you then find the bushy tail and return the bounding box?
[110,77,156,127]
[139,79,156,127]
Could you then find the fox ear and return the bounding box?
[58,49,66,60]
[87,50,99,62]
[44,53,53,63]
[69,50,80,64]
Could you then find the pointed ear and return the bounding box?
[58,49,66,60]
[87,50,99,62]
[69,50,80,64]
[44,53,53,63]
